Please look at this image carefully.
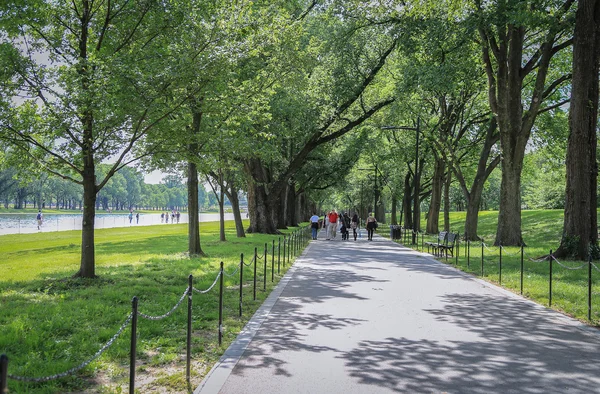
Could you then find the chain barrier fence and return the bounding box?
[390,230,599,324]
[0,225,311,394]
[6,312,133,383]
[138,287,190,320]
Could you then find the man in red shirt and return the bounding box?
[328,209,339,240]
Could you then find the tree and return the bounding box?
[473,0,574,245]
[557,0,600,259]
[0,0,191,277]
[240,6,398,233]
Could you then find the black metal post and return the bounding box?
[287,235,290,266]
[263,243,267,291]
[186,275,193,386]
[253,247,257,301]
[549,250,553,307]
[272,240,275,282]
[467,240,470,269]
[239,253,243,317]
[130,296,138,394]
[283,236,286,269]
[499,244,502,285]
[520,244,524,295]
[589,256,593,321]
[278,238,281,274]
[481,241,484,276]
[219,261,224,346]
[1,354,7,394]
[456,233,459,265]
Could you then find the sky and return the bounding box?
[144,170,166,184]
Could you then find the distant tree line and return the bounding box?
[0,165,225,212]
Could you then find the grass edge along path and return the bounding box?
[384,210,600,326]
[0,220,310,393]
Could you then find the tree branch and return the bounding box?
[542,74,571,99]
[538,98,570,114]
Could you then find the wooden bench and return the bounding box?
[438,232,458,258]
[425,231,447,256]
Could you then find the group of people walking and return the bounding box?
[160,211,180,224]
[309,209,378,241]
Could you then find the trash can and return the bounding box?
[390,225,401,240]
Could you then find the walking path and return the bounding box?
[196,229,600,393]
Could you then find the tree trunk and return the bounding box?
[226,188,246,238]
[245,159,278,234]
[403,172,413,230]
[376,197,386,224]
[187,161,204,255]
[219,181,226,242]
[296,191,304,224]
[495,156,525,245]
[464,184,485,241]
[413,160,423,236]
[274,186,285,229]
[286,183,297,227]
[391,194,398,225]
[78,162,96,278]
[427,156,444,234]
[557,0,600,259]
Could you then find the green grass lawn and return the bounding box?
[0,220,308,393]
[390,209,600,326]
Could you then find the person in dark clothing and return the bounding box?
[340,220,348,240]
[351,213,359,241]
[366,212,377,241]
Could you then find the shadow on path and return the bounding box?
[342,292,600,393]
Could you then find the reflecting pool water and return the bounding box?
[0,212,235,235]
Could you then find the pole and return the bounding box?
[374,164,378,222]
[499,243,502,285]
[549,250,553,307]
[456,232,459,265]
[263,243,267,291]
[283,236,286,269]
[239,254,243,317]
[129,296,138,394]
[1,354,7,394]
[481,241,484,276]
[253,247,257,301]
[272,240,275,282]
[520,244,524,295]
[218,261,224,346]
[278,237,281,274]
[186,275,193,386]
[360,181,364,219]
[589,256,593,321]
[467,240,470,269]
[412,117,420,245]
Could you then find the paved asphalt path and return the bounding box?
[196,229,600,394]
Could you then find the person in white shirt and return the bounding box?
[309,213,320,240]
